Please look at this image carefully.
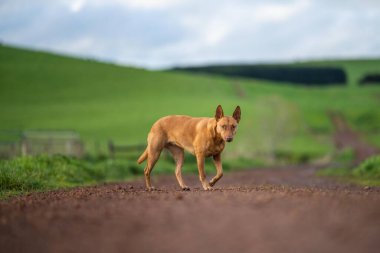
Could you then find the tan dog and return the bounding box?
[137,105,241,191]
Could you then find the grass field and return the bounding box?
[1,44,380,197]
[1,44,379,160]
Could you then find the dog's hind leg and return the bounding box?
[166,144,189,191]
[144,149,160,191]
[144,136,165,191]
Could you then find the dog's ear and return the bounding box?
[215,105,224,121]
[233,106,241,123]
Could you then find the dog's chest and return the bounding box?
[205,141,225,157]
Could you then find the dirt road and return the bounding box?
[1,166,379,253]
[329,111,379,163]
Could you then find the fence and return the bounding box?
[108,140,145,159]
[0,141,19,159]
[108,140,171,161]
[0,130,84,158]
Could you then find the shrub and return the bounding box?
[174,65,347,85]
[359,73,380,85]
[0,155,139,195]
[353,155,380,179]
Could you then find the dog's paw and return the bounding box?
[202,184,213,191]
[146,186,156,191]
[181,186,191,191]
[209,180,216,187]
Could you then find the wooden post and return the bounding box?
[65,140,72,156]
[21,138,28,156]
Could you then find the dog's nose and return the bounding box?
[226,137,233,142]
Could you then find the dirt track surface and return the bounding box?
[329,111,379,163]
[1,166,380,253]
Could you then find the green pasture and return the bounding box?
[1,45,379,162]
[1,44,380,197]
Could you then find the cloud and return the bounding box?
[0,0,379,69]
[63,0,182,12]
[69,0,86,12]
[254,0,310,23]
[115,0,181,10]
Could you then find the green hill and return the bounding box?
[1,44,380,164]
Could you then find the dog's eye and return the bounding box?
[222,125,227,129]
[231,125,236,129]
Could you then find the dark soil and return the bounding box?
[1,166,379,253]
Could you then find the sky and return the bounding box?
[0,0,379,69]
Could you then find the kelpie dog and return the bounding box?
[138,105,241,191]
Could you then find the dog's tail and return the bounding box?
[137,148,148,164]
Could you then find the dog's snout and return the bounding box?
[226,137,233,142]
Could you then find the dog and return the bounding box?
[137,105,241,191]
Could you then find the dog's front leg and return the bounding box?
[196,153,212,190]
[210,153,223,187]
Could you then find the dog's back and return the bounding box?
[149,115,212,154]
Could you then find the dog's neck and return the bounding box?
[209,119,225,144]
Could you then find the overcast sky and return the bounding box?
[0,0,379,69]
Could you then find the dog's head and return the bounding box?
[215,105,241,142]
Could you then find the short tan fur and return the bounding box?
[137,105,241,191]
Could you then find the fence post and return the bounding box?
[21,138,28,156]
[66,140,73,156]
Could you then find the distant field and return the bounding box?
[1,45,380,164]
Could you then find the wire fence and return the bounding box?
[0,129,84,158]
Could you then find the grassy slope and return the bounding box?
[1,45,380,197]
[1,45,380,161]
[0,45,235,143]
